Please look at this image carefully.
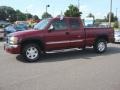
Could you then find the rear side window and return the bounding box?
[51,19,67,30]
[69,19,80,30]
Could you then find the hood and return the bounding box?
[9,29,40,37]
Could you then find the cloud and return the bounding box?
[23,4,43,18]
[25,4,33,11]
[80,5,106,19]
[80,5,91,18]
[80,5,89,13]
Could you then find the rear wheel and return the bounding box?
[22,44,41,62]
[93,39,107,53]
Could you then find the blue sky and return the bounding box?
[0,0,120,19]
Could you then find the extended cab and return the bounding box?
[4,17,114,62]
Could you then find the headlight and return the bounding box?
[9,36,18,44]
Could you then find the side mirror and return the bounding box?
[48,25,54,31]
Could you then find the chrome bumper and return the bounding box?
[4,43,19,49]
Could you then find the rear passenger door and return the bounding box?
[69,18,85,48]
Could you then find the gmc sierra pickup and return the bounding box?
[4,17,114,62]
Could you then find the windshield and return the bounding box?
[34,19,50,30]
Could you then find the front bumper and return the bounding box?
[4,43,21,54]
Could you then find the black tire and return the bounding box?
[93,39,107,53]
[22,44,41,62]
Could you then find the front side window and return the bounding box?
[34,19,50,30]
[69,19,80,30]
[51,19,67,30]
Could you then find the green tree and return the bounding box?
[33,15,39,20]
[87,13,95,18]
[114,16,118,22]
[25,13,33,19]
[64,4,82,17]
[106,12,117,22]
[42,12,52,19]
[16,10,26,21]
[0,6,16,22]
[0,6,39,22]
[113,21,119,28]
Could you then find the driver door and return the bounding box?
[44,18,70,50]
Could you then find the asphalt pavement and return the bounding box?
[0,42,120,90]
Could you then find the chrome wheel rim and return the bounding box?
[98,42,105,52]
[26,46,38,60]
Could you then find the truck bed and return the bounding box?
[84,27,114,46]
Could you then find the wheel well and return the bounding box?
[20,39,44,52]
[95,35,108,42]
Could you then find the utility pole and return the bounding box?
[45,5,50,18]
[109,0,112,27]
[46,5,50,13]
[116,8,118,17]
[78,0,80,11]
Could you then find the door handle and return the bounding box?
[65,32,69,35]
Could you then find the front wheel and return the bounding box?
[93,39,107,53]
[22,44,41,62]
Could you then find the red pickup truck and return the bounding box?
[4,17,114,62]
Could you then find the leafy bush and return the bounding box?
[114,21,119,28]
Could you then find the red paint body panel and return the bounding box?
[85,27,114,46]
[4,45,21,54]
[4,17,114,54]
